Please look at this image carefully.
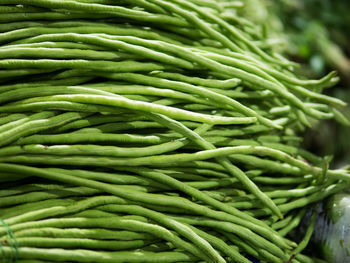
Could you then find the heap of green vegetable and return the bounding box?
[0,1,349,262]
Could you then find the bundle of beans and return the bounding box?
[0,1,349,262]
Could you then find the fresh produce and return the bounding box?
[0,0,349,262]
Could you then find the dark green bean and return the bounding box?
[15,133,165,146]
[0,187,99,208]
[172,216,289,261]
[278,208,307,237]
[0,111,88,147]
[0,59,169,72]
[0,76,93,93]
[292,206,317,256]
[0,0,190,26]
[179,223,251,263]
[143,112,282,218]
[14,227,154,241]
[0,199,76,220]
[3,237,152,250]
[0,163,292,249]
[3,215,215,262]
[0,246,199,263]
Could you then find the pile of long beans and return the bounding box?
[0,1,349,262]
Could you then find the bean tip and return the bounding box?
[276,211,284,220]
[273,123,283,130]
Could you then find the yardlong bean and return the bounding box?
[0,247,199,263]
[172,216,289,261]
[94,72,280,128]
[14,133,165,145]
[0,59,169,72]
[144,113,282,218]
[0,1,348,262]
[22,94,257,125]
[0,163,292,249]
[0,145,325,176]
[2,216,216,262]
[1,22,191,45]
[14,228,155,241]
[0,0,190,26]
[0,111,88,147]
[6,237,152,250]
